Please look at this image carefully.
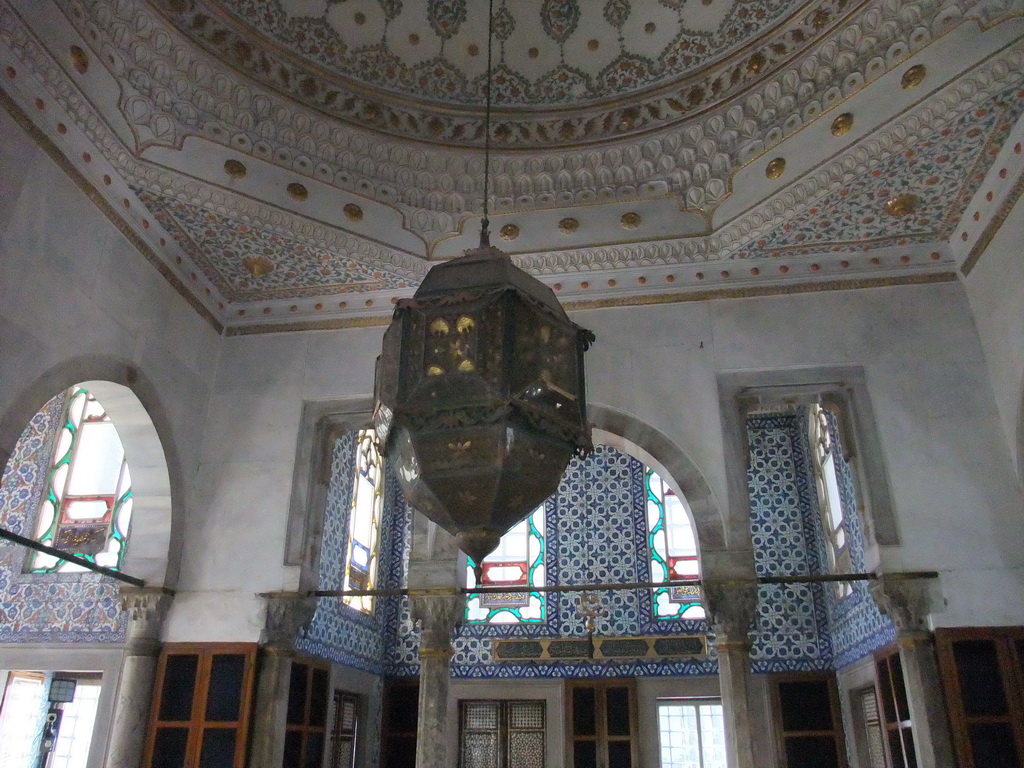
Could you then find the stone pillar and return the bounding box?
[705,580,758,768]
[870,574,955,768]
[105,587,172,768]
[410,592,463,768]
[248,592,318,768]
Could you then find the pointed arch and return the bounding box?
[0,357,179,586]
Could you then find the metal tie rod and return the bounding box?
[0,525,167,590]
[308,571,939,599]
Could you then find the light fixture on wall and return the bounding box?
[373,0,595,582]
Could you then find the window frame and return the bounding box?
[808,402,854,598]
[465,503,546,624]
[27,386,133,574]
[341,430,385,614]
[647,467,704,620]
[656,696,727,768]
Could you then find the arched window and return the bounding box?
[342,430,384,613]
[30,386,132,573]
[647,468,704,619]
[809,403,853,597]
[465,504,545,623]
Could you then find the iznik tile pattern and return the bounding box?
[136,191,412,301]
[298,434,403,675]
[746,415,833,672]
[0,392,126,643]
[738,85,1024,258]
[305,421,894,679]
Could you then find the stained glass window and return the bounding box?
[809,403,853,597]
[648,468,704,619]
[465,505,545,623]
[30,387,132,573]
[342,430,384,613]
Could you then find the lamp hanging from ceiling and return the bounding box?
[373,0,595,582]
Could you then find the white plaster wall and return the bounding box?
[164,326,386,641]
[963,194,1024,480]
[0,108,221,583]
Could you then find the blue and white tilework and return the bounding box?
[0,391,127,643]
[746,414,832,672]
[746,412,894,674]
[298,434,400,674]
[305,419,893,679]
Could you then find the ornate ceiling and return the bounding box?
[1,0,1023,332]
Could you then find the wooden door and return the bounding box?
[567,679,637,768]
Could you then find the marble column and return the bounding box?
[105,587,172,768]
[870,574,955,768]
[248,592,318,768]
[705,580,758,768]
[410,592,463,768]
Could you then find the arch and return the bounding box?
[0,356,180,587]
[588,402,726,557]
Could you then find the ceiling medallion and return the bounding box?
[287,182,308,201]
[69,45,89,74]
[559,217,580,233]
[343,203,364,221]
[243,255,275,277]
[499,224,520,240]
[620,212,641,229]
[831,113,854,137]
[223,159,247,179]
[884,193,920,217]
[765,158,786,180]
[901,64,926,90]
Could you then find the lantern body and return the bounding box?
[374,245,594,567]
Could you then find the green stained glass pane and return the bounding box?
[30,386,132,573]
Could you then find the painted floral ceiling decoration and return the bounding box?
[200,0,808,107]
[0,0,1022,331]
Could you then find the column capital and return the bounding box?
[704,579,758,646]
[119,587,173,653]
[410,592,463,654]
[869,574,939,634]
[260,592,318,654]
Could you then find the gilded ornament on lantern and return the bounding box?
[884,193,920,216]
[430,318,450,335]
[831,113,854,137]
[765,157,786,179]
[457,316,474,333]
[901,64,926,89]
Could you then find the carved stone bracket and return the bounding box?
[870,574,941,635]
[119,587,173,655]
[260,592,318,655]
[410,593,464,655]
[704,579,758,648]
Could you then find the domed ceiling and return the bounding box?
[1,0,1023,332]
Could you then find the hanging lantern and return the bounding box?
[373,242,594,576]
